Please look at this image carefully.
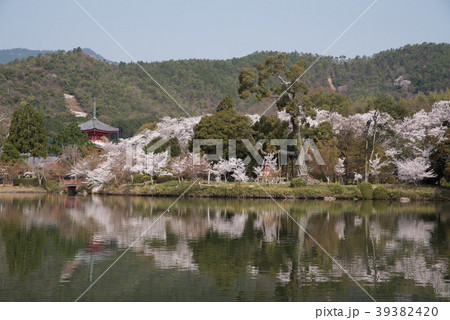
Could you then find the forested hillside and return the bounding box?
[0,43,448,137]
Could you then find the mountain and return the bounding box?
[0,47,113,64]
[0,48,55,64]
[0,43,448,138]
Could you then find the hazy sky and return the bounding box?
[1,0,449,62]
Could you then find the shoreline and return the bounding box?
[1,183,449,202]
[0,185,47,193]
[98,182,450,202]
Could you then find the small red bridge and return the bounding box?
[64,178,81,195]
[63,179,80,187]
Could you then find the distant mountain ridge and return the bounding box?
[0,47,114,64]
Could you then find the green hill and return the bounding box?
[0,43,448,138]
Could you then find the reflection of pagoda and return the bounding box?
[78,98,119,147]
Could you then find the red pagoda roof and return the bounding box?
[78,118,118,133]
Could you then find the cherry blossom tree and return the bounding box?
[396,157,435,185]
[71,141,145,188]
[253,165,264,182]
[246,114,261,125]
[394,101,450,143]
[156,116,202,150]
[70,143,129,188]
[70,154,101,180]
[277,110,292,125]
[212,159,232,182]
[335,157,345,183]
[354,172,362,184]
[71,155,113,189]
[169,154,190,182]
[69,115,205,190]
[253,153,278,183]
[169,152,211,182]
[212,158,248,182]
[231,158,248,182]
[263,152,278,171]
[369,153,388,182]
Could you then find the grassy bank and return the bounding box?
[100,182,450,201]
[0,185,47,193]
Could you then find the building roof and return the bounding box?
[78,118,118,133]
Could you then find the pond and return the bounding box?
[0,194,448,301]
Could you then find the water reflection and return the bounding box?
[0,194,448,301]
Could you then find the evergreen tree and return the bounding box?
[4,102,47,158]
[192,110,254,160]
[216,96,235,112]
[309,91,351,115]
[51,122,89,155]
[252,115,289,152]
[0,140,20,162]
[367,96,407,119]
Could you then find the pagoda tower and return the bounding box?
[78,98,119,147]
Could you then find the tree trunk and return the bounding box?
[364,139,369,182]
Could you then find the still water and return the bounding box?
[0,194,448,302]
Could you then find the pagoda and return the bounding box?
[78,98,119,147]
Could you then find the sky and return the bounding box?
[0,0,449,63]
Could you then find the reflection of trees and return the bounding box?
[0,195,91,285]
[0,222,45,281]
[270,202,450,301]
[190,210,304,292]
[0,193,448,301]
[190,214,259,288]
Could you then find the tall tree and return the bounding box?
[238,54,314,177]
[4,103,47,159]
[238,54,312,136]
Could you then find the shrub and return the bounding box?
[352,188,362,199]
[132,174,152,184]
[44,180,60,192]
[290,177,307,188]
[156,175,175,184]
[373,186,388,200]
[158,180,179,187]
[13,178,39,187]
[77,184,91,194]
[359,182,373,200]
[385,175,396,184]
[327,183,343,194]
